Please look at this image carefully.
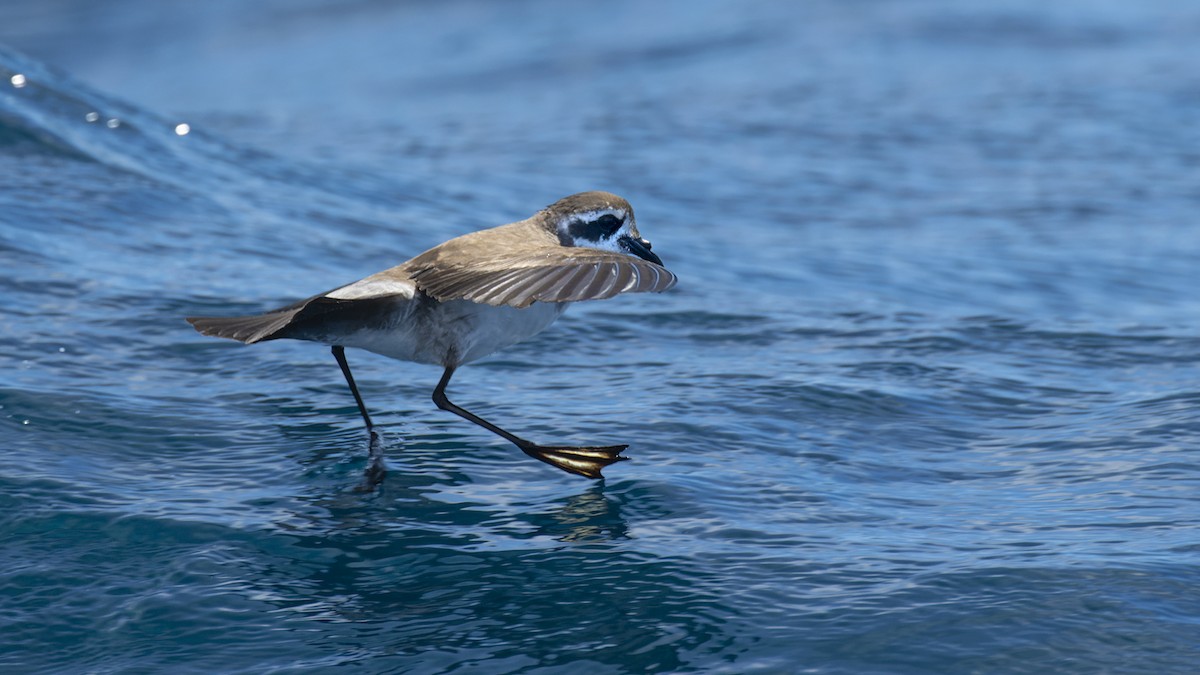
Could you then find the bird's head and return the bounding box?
[544,191,664,266]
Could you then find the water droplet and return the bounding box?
[175,123,191,136]
[10,74,27,88]
[85,111,100,122]
[21,419,30,425]
[58,347,66,353]
[107,118,121,129]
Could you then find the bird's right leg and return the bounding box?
[431,366,627,479]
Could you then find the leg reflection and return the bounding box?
[355,429,387,492]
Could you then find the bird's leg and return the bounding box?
[332,345,374,430]
[333,346,386,490]
[431,366,628,480]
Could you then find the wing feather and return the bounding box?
[469,269,529,305]
[495,266,566,306]
[408,248,677,308]
[643,264,661,292]
[549,263,602,301]
[580,261,618,300]
[612,260,635,293]
[518,265,580,305]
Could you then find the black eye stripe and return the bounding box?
[567,213,624,242]
[594,214,622,231]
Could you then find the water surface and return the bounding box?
[2,1,1199,672]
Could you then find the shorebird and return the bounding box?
[187,191,677,479]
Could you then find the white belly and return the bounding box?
[339,298,568,367]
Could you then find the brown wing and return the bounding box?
[407,250,677,308]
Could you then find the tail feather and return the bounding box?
[186,309,301,344]
[187,293,406,344]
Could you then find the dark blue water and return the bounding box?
[3,1,1199,672]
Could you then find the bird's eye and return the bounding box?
[591,214,623,235]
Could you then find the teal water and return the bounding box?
[2,1,1199,672]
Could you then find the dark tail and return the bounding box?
[187,292,405,344]
[186,309,302,344]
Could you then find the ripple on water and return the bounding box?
[4,2,1200,672]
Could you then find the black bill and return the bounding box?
[619,235,664,266]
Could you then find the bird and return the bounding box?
[187,191,677,480]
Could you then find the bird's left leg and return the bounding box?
[332,346,386,489]
[332,345,374,430]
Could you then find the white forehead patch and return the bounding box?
[570,208,627,224]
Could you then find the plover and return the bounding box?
[188,192,676,479]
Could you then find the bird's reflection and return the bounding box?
[532,484,628,543]
[341,428,628,548]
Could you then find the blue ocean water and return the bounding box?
[2,0,1199,672]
